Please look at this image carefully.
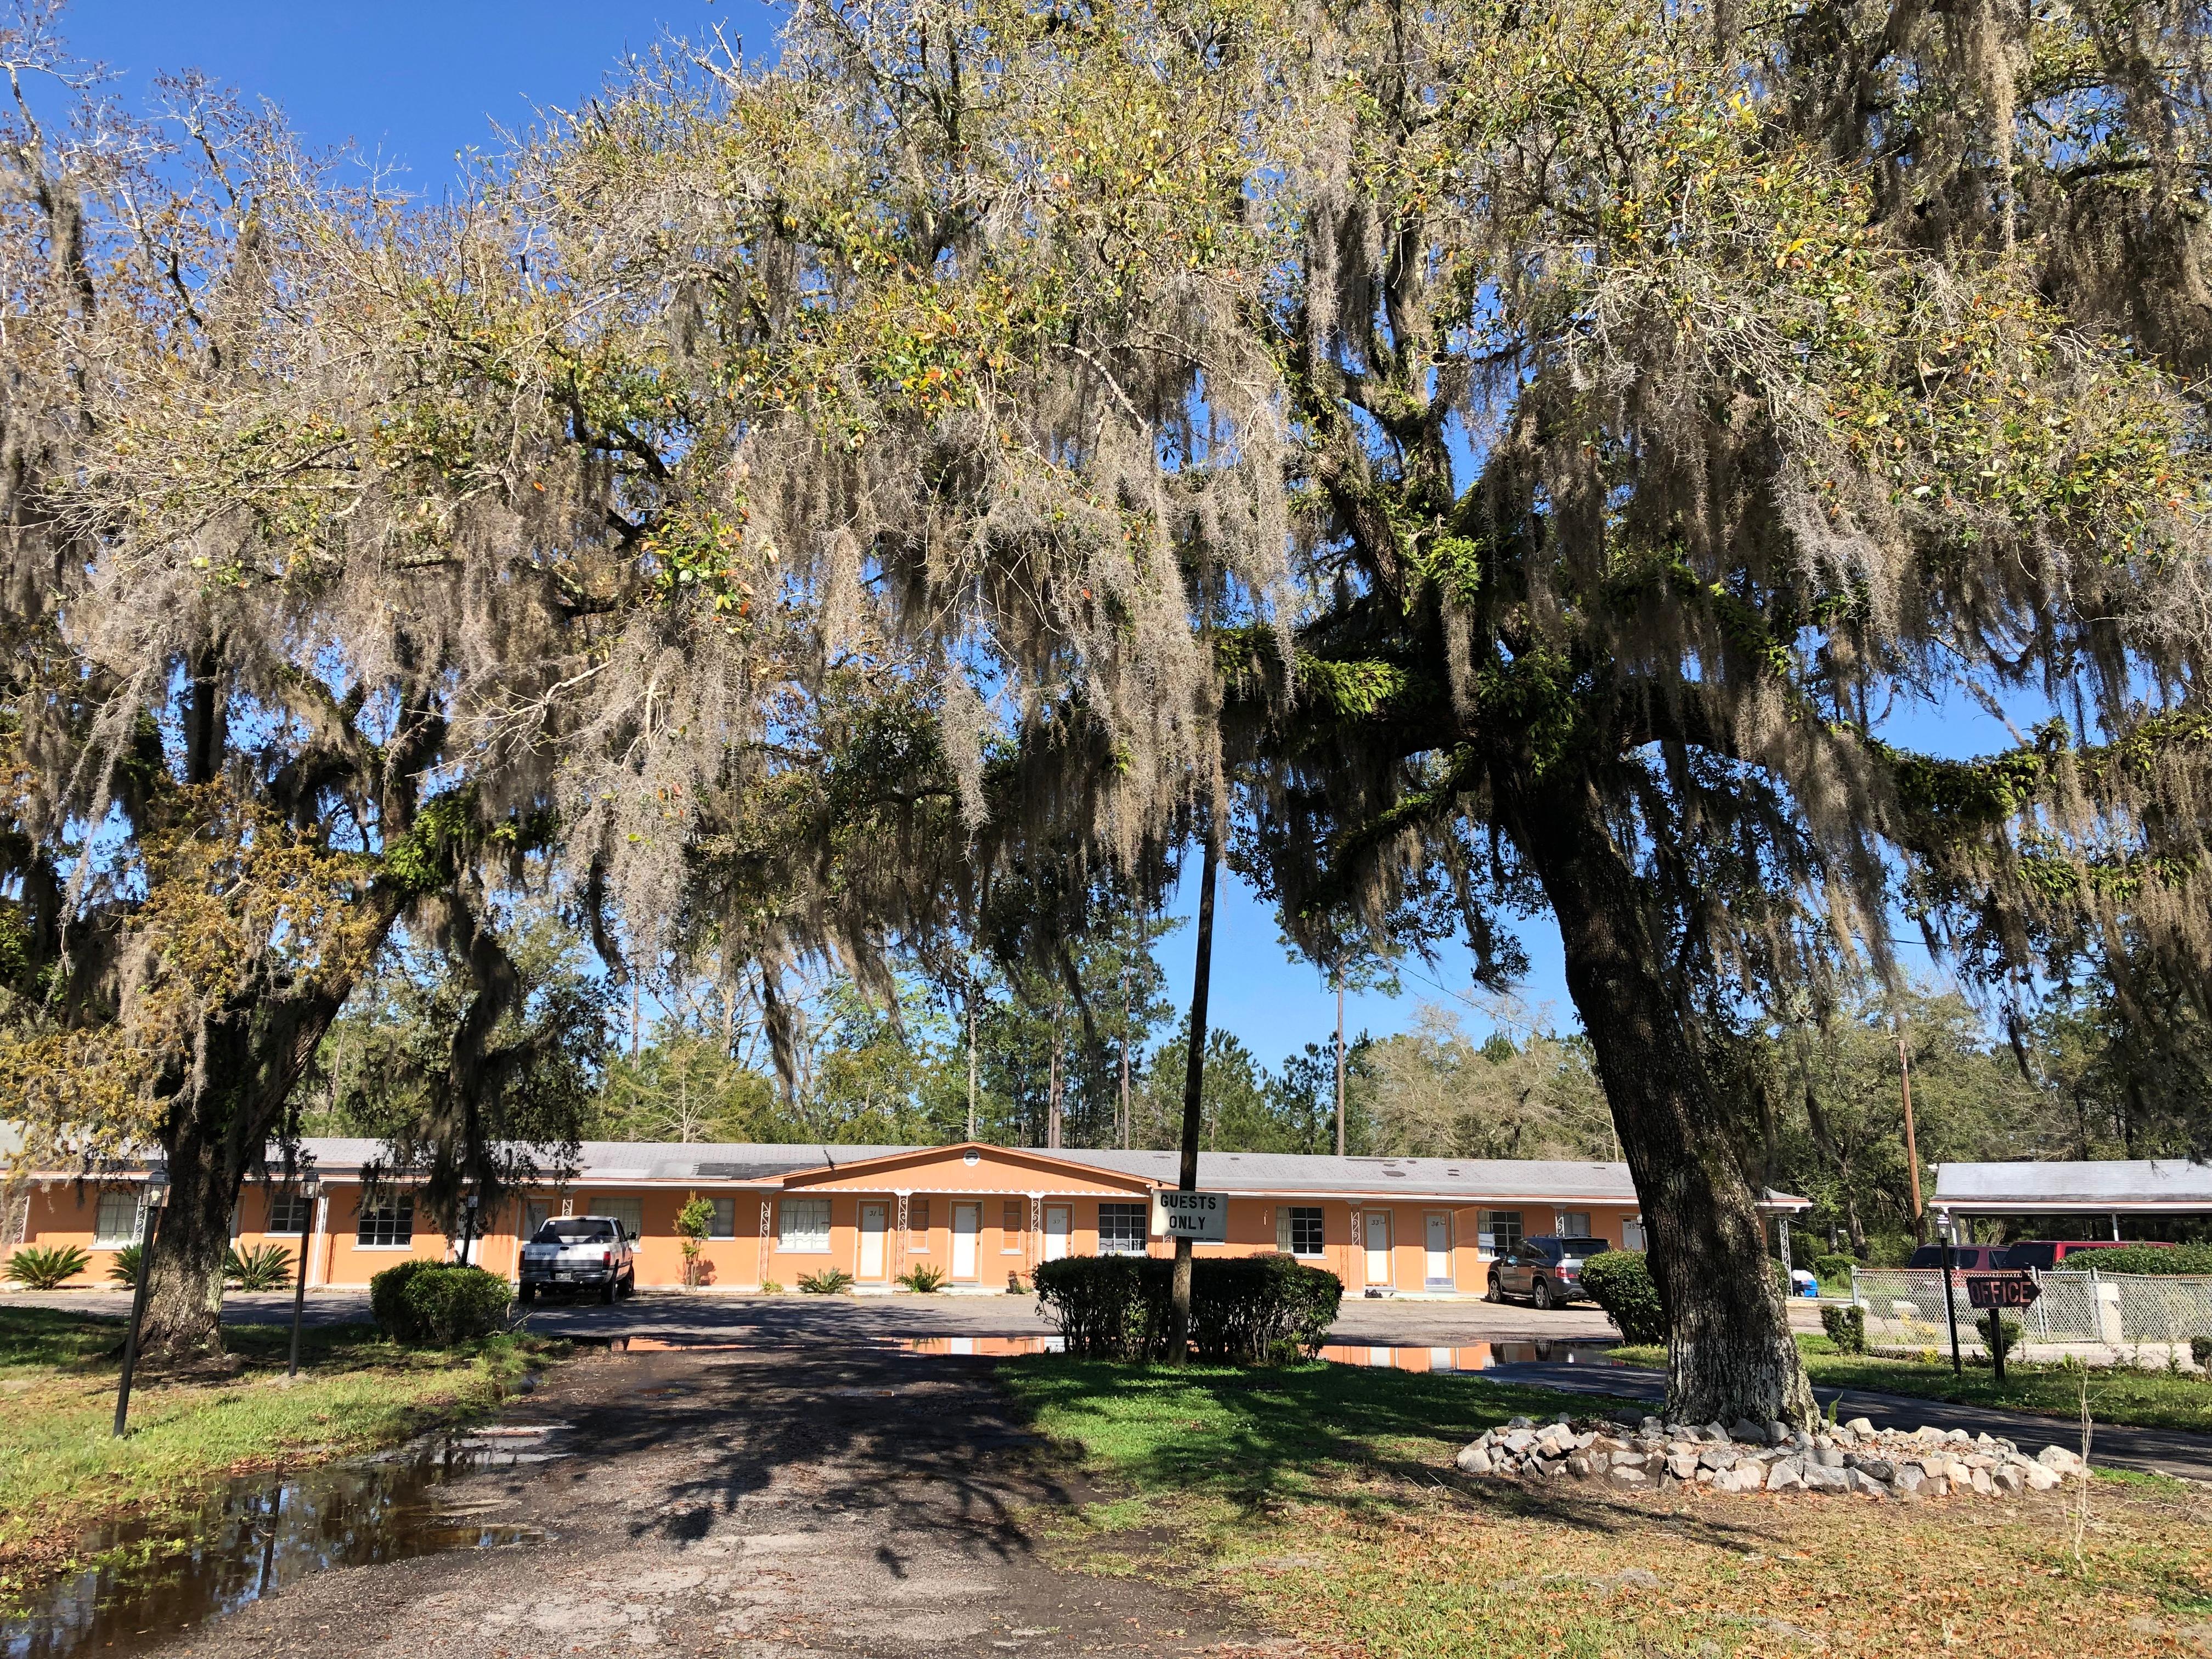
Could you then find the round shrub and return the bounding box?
[1812,1252,1856,1285]
[370,1260,511,1345]
[1579,1250,1667,1346]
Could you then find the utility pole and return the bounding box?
[1333,970,1346,1158]
[966,959,978,1142]
[1120,958,1133,1150]
[1168,811,1221,1364]
[1897,1020,1926,1243]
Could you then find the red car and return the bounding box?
[2000,1239,2172,1271]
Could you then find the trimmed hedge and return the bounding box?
[1032,1254,1342,1363]
[1820,1303,1867,1353]
[369,1260,512,1345]
[2078,1243,2212,1275]
[1812,1252,1856,1285]
[1579,1250,1667,1346]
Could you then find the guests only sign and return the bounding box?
[1152,1189,1228,1243]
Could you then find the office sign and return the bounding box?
[1152,1189,1227,1243]
[1965,1272,2041,1310]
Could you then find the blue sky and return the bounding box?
[64,2,2016,1069]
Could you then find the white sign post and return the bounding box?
[1152,1189,1227,1244]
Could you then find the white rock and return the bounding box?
[1457,1444,1494,1475]
[1766,1462,1803,1492]
[1971,1468,1994,1496]
[2036,1445,2085,1474]
[2024,1464,2063,1492]
[1991,1465,2024,1495]
[1844,1417,1876,1436]
[1667,1452,1700,1480]
[1611,1465,1649,1485]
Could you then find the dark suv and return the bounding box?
[1487,1236,1607,1310]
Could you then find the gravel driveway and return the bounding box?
[148,1337,1294,1659]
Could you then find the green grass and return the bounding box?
[1610,1334,2212,1432]
[0,1306,565,1604]
[999,1355,2211,1659]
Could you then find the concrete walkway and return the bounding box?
[1483,1358,2212,1482]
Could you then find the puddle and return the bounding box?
[894,1335,1066,1357]
[1318,1340,1624,1371]
[2,1434,552,1659]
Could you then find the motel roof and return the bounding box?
[7,1135,1809,1210]
[1932,1158,2212,1216]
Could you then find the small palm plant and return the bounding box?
[107,1245,143,1285]
[797,1267,855,1295]
[4,1245,92,1290]
[674,1194,715,1289]
[224,1242,295,1290]
[896,1264,947,1294]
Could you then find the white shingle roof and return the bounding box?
[1934,1158,2212,1213]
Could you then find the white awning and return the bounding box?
[1932,1159,2212,1215]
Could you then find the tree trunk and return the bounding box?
[1167,812,1221,1364]
[141,985,351,1361]
[1501,765,1816,1429]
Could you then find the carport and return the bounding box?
[1931,1158,2212,1241]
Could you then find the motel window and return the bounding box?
[1555,1211,1592,1240]
[1276,1206,1325,1258]
[909,1199,931,1241]
[1477,1210,1523,1255]
[357,1198,415,1248]
[1098,1203,1148,1256]
[268,1190,312,1236]
[594,1195,645,1240]
[1002,1200,1025,1253]
[93,1190,142,1245]
[708,1197,737,1239]
[779,1198,832,1252]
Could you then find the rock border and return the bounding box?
[1455,1411,2085,1499]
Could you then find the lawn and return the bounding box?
[0,1305,563,1605]
[1001,1357,2212,1659]
[1610,1334,2212,1433]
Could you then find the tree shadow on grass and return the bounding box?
[997,1356,1784,1555]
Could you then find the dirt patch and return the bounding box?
[141,1341,1293,1659]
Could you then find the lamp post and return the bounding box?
[287,1173,322,1379]
[113,1165,169,1437]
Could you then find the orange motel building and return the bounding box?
[1,1138,1739,1296]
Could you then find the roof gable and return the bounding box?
[777,1142,1157,1195]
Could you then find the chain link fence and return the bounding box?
[1849,1267,2212,1350]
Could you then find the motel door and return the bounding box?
[1364,1210,1393,1287]
[1425,1212,1452,1288]
[1042,1205,1071,1261]
[858,1204,888,1280]
[951,1203,981,1279]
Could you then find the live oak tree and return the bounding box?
[0,13,898,1356]
[528,0,2212,1424]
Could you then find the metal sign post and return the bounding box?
[1938,1226,1963,1377]
[1965,1273,2041,1387]
[113,1166,170,1437]
[287,1173,322,1379]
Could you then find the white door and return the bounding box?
[859,1204,887,1279]
[1043,1205,1071,1261]
[1425,1212,1451,1285]
[1364,1210,1393,1286]
[952,1203,980,1278]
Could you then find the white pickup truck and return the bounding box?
[517,1215,637,1304]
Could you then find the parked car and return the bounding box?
[1487,1236,1607,1310]
[2000,1239,2173,1271]
[1904,1244,2013,1271]
[518,1216,637,1304]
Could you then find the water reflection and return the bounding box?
[2,1436,550,1659]
[1316,1340,1624,1371]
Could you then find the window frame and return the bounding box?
[356,1196,416,1250]
[1281,1205,1325,1259]
[267,1190,313,1237]
[1477,1209,1524,1257]
[93,1190,142,1247]
[708,1196,737,1239]
[909,1198,932,1243]
[1001,1199,1025,1254]
[1097,1201,1149,1257]
[777,1197,833,1254]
